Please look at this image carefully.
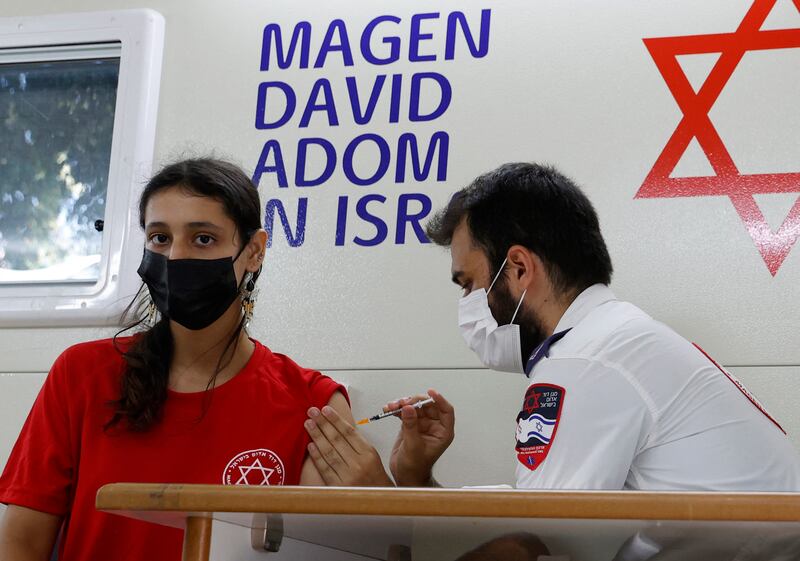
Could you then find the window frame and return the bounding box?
[0,9,164,326]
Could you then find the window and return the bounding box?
[0,10,164,326]
[1,45,120,284]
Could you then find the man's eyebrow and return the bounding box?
[144,221,168,230]
[451,270,465,285]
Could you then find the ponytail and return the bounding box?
[107,314,173,431]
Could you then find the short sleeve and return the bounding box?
[304,369,349,410]
[515,358,653,490]
[0,350,77,515]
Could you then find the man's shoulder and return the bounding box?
[547,299,705,402]
[557,300,637,351]
[565,299,691,361]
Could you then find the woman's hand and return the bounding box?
[303,404,394,487]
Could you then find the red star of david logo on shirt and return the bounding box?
[637,0,800,275]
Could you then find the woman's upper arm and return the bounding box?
[325,391,355,424]
[0,504,61,561]
[298,390,352,486]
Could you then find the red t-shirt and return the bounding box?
[0,337,345,561]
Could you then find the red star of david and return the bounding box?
[527,390,542,412]
[637,0,800,275]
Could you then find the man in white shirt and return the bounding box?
[384,161,800,492]
[306,162,800,492]
[303,161,800,559]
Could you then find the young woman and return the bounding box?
[0,159,391,561]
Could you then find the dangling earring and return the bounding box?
[241,272,258,328]
[144,295,158,328]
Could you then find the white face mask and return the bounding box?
[458,257,528,374]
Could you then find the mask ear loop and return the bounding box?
[233,229,255,263]
[232,229,260,291]
[510,289,528,325]
[488,255,528,325]
[487,257,509,295]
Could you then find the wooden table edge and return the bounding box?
[96,484,800,522]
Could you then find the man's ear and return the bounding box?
[245,229,268,272]
[506,245,539,289]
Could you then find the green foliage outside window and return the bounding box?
[0,57,118,277]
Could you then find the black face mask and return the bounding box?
[137,249,241,330]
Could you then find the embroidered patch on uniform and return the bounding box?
[515,384,565,471]
[223,448,285,486]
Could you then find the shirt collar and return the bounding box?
[523,284,616,376]
[553,283,617,333]
[525,328,572,375]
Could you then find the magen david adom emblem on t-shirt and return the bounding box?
[223,448,286,485]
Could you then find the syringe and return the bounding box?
[356,397,435,425]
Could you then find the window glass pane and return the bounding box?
[0,56,120,283]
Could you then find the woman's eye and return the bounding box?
[149,233,169,245]
[195,234,214,246]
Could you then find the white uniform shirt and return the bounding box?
[515,284,800,491]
